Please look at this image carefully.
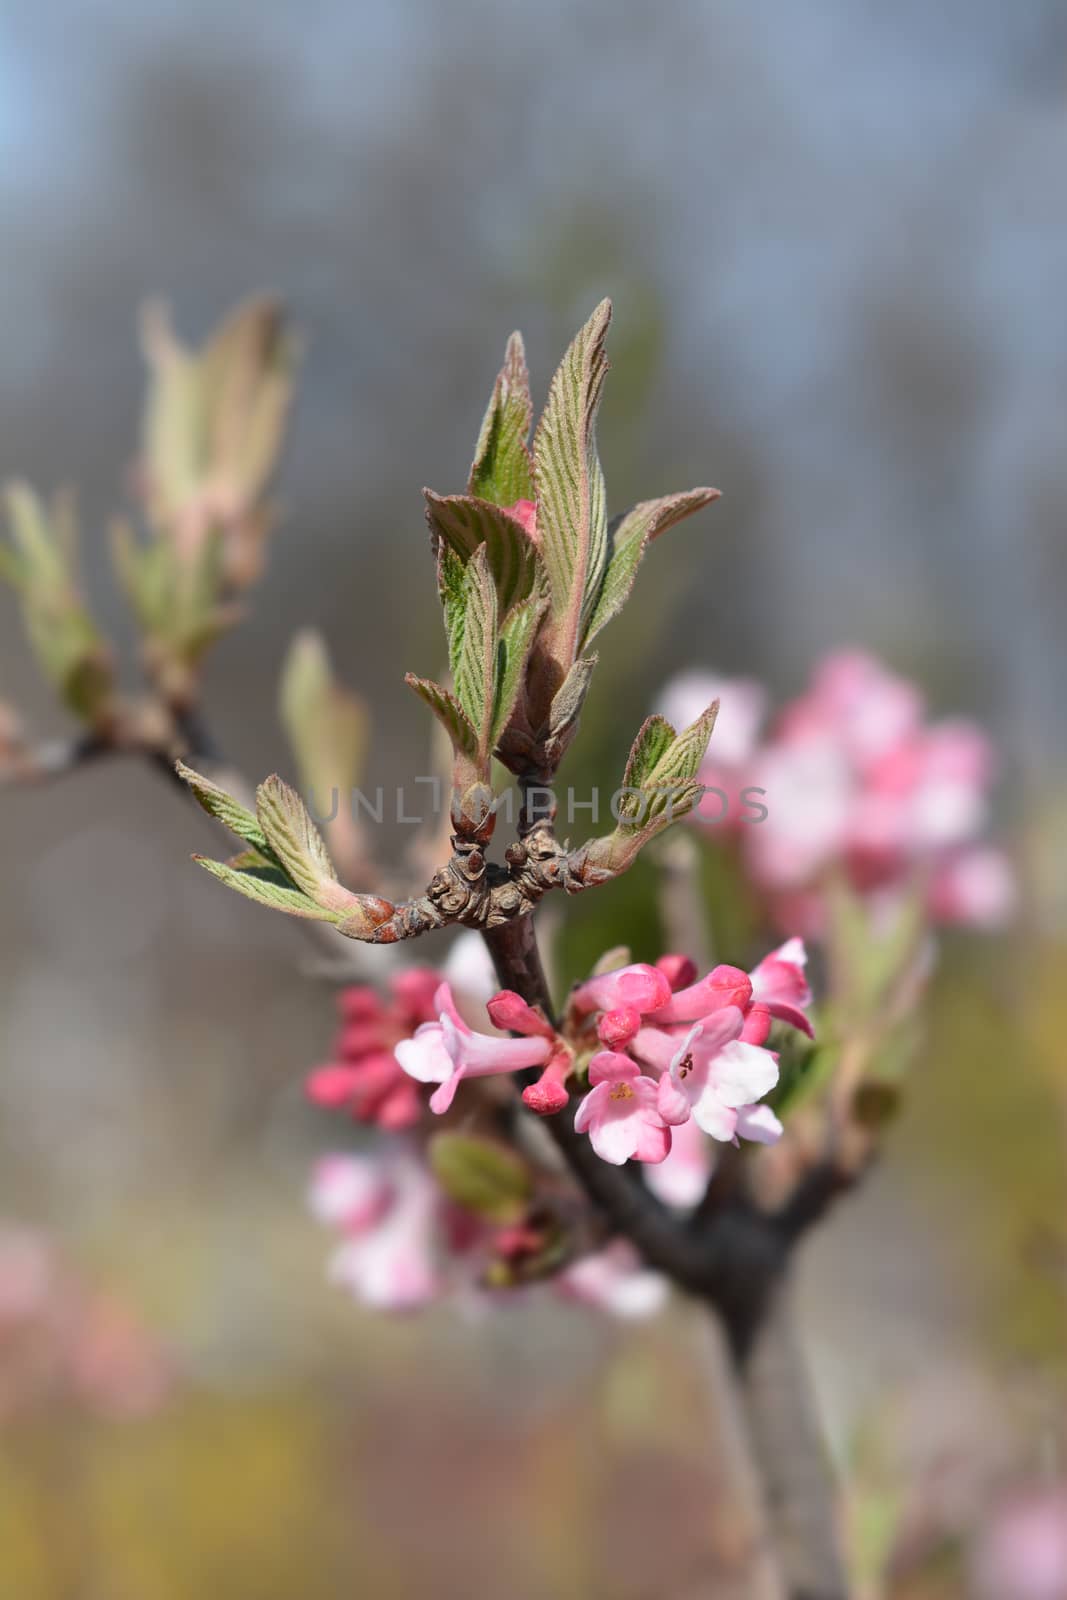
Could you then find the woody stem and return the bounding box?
[480,911,849,1600]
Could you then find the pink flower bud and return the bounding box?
[572,963,672,1019]
[486,990,557,1039]
[597,1007,641,1048]
[655,954,698,991]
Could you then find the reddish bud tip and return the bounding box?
[597,1007,641,1048]
[656,953,698,991]
[522,1079,570,1116]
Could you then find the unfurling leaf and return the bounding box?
[175,761,275,856]
[533,298,611,666]
[429,1133,532,1223]
[469,331,535,507]
[183,764,395,934]
[546,654,597,750]
[255,775,340,904]
[453,546,498,751]
[583,487,720,646]
[579,701,719,876]
[0,483,115,723]
[140,297,294,589]
[425,491,540,615]
[193,856,351,922]
[639,700,719,798]
[491,593,545,747]
[405,675,479,767]
[621,715,675,792]
[280,630,368,842]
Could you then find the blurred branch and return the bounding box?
[0,730,110,787]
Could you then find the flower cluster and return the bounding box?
[309,1148,671,1319]
[311,939,808,1168]
[388,941,809,1166]
[306,969,443,1128]
[303,936,811,1316]
[0,1224,172,1421]
[662,649,1014,933]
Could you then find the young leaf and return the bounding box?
[437,543,469,681]
[1,483,114,722]
[533,300,611,662]
[279,630,368,821]
[405,675,479,761]
[453,545,498,749]
[580,702,720,876]
[175,762,276,856]
[193,856,348,922]
[468,331,534,507]
[255,774,337,902]
[622,715,676,791]
[641,700,719,798]
[491,593,544,746]
[429,1133,532,1223]
[425,491,539,615]
[583,487,720,646]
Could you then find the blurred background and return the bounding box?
[1,1,1066,1594]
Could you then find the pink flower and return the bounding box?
[308,1154,393,1232]
[395,983,552,1114]
[930,846,1016,929]
[739,648,1014,932]
[555,1240,668,1319]
[573,1052,671,1165]
[309,1151,441,1311]
[644,1114,713,1208]
[570,962,672,1019]
[973,1487,1067,1600]
[654,1011,781,1143]
[306,970,442,1129]
[749,937,814,1037]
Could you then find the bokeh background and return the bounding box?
[1,2,1066,1595]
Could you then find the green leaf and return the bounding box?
[279,630,368,816]
[583,487,720,646]
[140,298,294,536]
[425,491,540,615]
[491,593,544,746]
[404,675,479,761]
[176,762,276,856]
[437,543,468,682]
[453,545,498,748]
[203,298,293,510]
[255,774,337,901]
[193,856,346,923]
[533,299,612,662]
[642,701,719,795]
[579,702,720,876]
[428,1133,532,1223]
[468,331,534,507]
[547,654,597,744]
[1,483,114,722]
[622,715,675,791]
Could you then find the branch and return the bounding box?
[0,731,110,787]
